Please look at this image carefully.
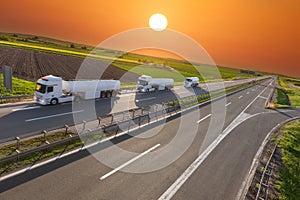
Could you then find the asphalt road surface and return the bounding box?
[1,77,299,199]
[0,77,262,142]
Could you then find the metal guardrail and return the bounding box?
[255,145,277,200]
[0,78,268,166]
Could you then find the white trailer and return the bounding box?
[34,75,120,105]
[184,77,199,87]
[137,75,174,93]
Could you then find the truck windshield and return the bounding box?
[137,80,148,86]
[185,79,192,82]
[35,83,47,94]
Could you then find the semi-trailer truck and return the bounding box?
[137,75,174,93]
[34,75,120,105]
[184,77,199,87]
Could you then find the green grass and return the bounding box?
[117,53,258,81]
[0,75,35,96]
[277,76,300,108]
[276,120,300,200]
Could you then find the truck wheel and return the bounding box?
[106,91,112,98]
[50,98,58,105]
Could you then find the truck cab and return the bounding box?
[137,75,156,92]
[184,77,199,87]
[34,75,69,105]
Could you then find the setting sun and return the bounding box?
[149,13,168,31]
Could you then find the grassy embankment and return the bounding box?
[0,33,261,85]
[0,74,35,96]
[276,120,300,199]
[276,76,300,108]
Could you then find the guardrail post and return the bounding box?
[64,125,69,135]
[139,115,142,127]
[132,109,135,118]
[15,136,20,153]
[98,117,101,126]
[111,115,114,124]
[102,124,107,133]
[82,120,86,133]
[115,121,119,136]
[148,113,151,123]
[141,107,144,116]
[42,130,49,144]
[122,112,126,121]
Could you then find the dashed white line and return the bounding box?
[258,96,268,100]
[158,80,273,200]
[225,102,232,107]
[238,96,243,99]
[12,106,41,111]
[25,110,84,122]
[246,92,250,95]
[196,114,211,124]
[100,144,160,180]
[135,97,156,102]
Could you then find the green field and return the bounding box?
[276,120,300,199]
[0,75,35,96]
[0,32,262,83]
[276,76,300,108]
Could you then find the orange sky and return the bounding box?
[0,0,299,77]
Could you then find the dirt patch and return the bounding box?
[0,46,139,82]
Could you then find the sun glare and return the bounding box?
[149,13,168,31]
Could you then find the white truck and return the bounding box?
[184,77,199,87]
[34,75,120,105]
[137,75,174,93]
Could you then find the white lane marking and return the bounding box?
[135,97,156,102]
[12,106,41,111]
[196,114,211,124]
[246,92,250,95]
[158,80,273,200]
[238,96,243,99]
[100,144,160,180]
[258,96,268,100]
[25,110,84,122]
[226,102,232,107]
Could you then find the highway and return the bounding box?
[1,77,299,199]
[0,78,258,142]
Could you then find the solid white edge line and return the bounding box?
[25,110,84,122]
[12,106,41,111]
[196,114,211,124]
[226,102,232,107]
[100,144,160,180]
[158,80,273,200]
